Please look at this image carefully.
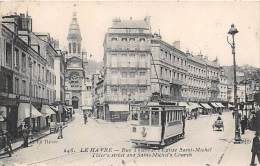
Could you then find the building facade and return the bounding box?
[102,17,152,121]
[0,13,63,137]
[64,11,87,110]
[150,34,188,101]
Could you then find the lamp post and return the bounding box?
[227,24,242,143]
[29,59,33,138]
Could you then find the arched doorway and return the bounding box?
[72,96,79,109]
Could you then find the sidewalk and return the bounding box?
[0,129,51,157]
[219,129,255,166]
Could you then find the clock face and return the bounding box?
[70,72,80,87]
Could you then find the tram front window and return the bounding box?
[140,111,149,125]
[151,111,159,126]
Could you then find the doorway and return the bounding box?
[72,96,79,109]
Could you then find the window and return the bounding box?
[5,42,12,67]
[122,72,127,78]
[22,53,26,72]
[69,43,72,53]
[129,88,135,95]
[111,37,117,41]
[42,67,45,81]
[129,38,135,42]
[14,48,19,68]
[140,38,145,42]
[140,54,146,58]
[78,43,81,54]
[151,111,159,126]
[140,71,146,76]
[15,78,19,94]
[121,88,127,95]
[121,38,127,41]
[140,111,149,125]
[73,42,76,53]
[22,80,26,95]
[38,64,41,80]
[111,87,118,93]
[129,72,135,78]
[140,87,146,93]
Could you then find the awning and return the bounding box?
[210,102,219,108]
[50,106,58,112]
[109,104,129,112]
[63,106,70,112]
[41,105,56,117]
[18,103,42,121]
[216,103,225,108]
[179,102,189,107]
[200,103,212,109]
[82,106,92,110]
[187,102,202,111]
[228,103,234,108]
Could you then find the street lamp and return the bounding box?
[227,24,242,143]
[29,59,33,138]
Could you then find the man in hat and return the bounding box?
[250,131,260,166]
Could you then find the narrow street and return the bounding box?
[1,111,242,166]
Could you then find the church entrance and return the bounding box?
[72,96,79,109]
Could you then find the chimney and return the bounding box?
[173,41,180,50]
[53,40,59,49]
[144,16,151,25]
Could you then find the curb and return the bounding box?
[0,132,51,157]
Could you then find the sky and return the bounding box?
[0,1,259,67]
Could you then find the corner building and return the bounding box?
[102,17,152,121]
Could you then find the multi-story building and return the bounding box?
[0,13,62,137]
[102,17,152,121]
[150,34,188,101]
[185,52,208,101]
[96,17,225,121]
[65,11,88,110]
[218,67,228,102]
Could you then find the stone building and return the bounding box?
[0,13,61,137]
[64,11,87,110]
[218,67,228,102]
[102,17,152,121]
[150,34,188,101]
[96,17,226,121]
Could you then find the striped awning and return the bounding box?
[216,103,225,108]
[210,102,220,108]
[200,103,212,109]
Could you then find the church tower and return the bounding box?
[65,7,84,109]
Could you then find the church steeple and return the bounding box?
[67,4,82,54]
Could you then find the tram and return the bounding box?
[130,101,186,147]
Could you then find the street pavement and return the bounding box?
[0,111,254,166]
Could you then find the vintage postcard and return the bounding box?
[0,1,259,166]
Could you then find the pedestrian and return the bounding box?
[3,131,13,157]
[58,124,63,139]
[22,125,29,148]
[240,117,247,134]
[232,111,235,119]
[84,113,88,124]
[182,113,186,136]
[250,131,260,166]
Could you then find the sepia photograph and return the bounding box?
[0,1,260,165]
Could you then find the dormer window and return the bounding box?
[111,37,117,41]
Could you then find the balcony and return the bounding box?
[171,78,184,86]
